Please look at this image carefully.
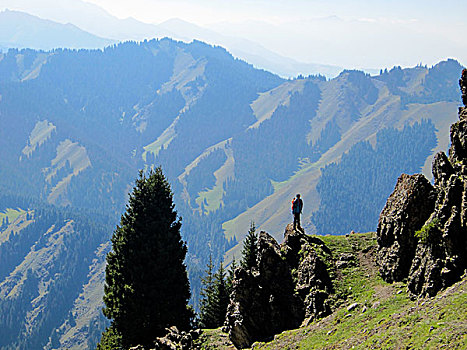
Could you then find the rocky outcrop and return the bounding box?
[432,152,454,188]
[225,231,302,349]
[377,69,467,297]
[376,174,436,282]
[282,225,333,320]
[461,69,467,107]
[225,226,333,349]
[128,327,201,350]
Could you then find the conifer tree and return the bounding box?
[99,168,192,348]
[226,257,237,296]
[199,258,230,328]
[241,222,257,270]
[213,262,229,326]
[199,255,216,328]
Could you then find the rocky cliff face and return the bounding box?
[377,70,467,297]
[224,225,333,349]
[376,174,437,282]
[461,69,467,107]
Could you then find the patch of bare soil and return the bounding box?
[357,245,378,279]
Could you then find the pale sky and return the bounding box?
[1,0,466,70]
[82,0,467,68]
[82,0,467,25]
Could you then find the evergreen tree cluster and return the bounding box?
[198,256,231,329]
[198,222,257,328]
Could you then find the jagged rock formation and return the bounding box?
[461,69,467,107]
[128,327,201,350]
[377,70,467,296]
[376,174,437,282]
[225,225,333,349]
[281,226,333,321]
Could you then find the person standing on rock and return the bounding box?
[292,194,303,232]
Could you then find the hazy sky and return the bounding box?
[81,0,467,68]
[83,0,467,25]
[1,0,466,70]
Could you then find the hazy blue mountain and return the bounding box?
[0,40,463,349]
[0,40,283,349]
[0,10,115,50]
[1,0,344,77]
[0,0,174,41]
[157,18,344,78]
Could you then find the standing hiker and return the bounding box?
[291,194,303,232]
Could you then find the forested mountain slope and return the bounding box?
[222,60,463,251]
[0,39,283,274]
[0,193,112,350]
[0,40,284,349]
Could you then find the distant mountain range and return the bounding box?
[0,39,463,349]
[0,2,345,78]
[0,10,115,50]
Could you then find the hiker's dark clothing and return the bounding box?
[292,197,303,230]
[293,212,301,229]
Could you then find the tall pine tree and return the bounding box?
[99,168,192,348]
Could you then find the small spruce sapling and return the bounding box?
[241,222,258,270]
[199,255,216,328]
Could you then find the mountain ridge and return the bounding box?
[0,9,115,50]
[0,2,345,78]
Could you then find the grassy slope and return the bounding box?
[19,118,93,207]
[0,208,26,224]
[178,139,234,213]
[0,210,30,244]
[21,120,56,158]
[143,50,207,161]
[199,233,467,349]
[46,139,92,205]
[249,79,306,130]
[179,79,306,215]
